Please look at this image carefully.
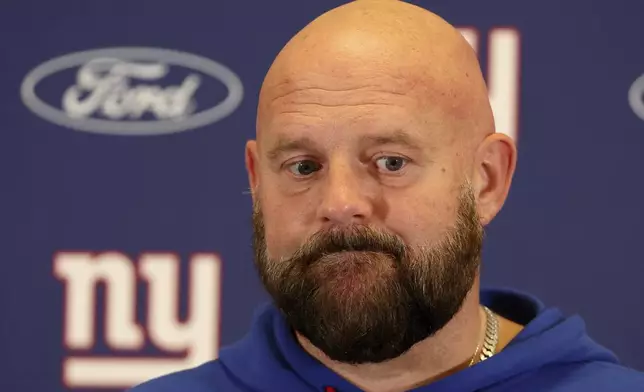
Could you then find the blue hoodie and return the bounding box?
[129,289,644,391]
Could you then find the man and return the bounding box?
[130,0,644,391]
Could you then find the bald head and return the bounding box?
[257,0,494,143]
[247,1,517,367]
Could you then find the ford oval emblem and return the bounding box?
[20,47,244,136]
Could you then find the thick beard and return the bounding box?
[252,183,483,364]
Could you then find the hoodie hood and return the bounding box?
[218,288,620,392]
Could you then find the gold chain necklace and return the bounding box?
[468,306,499,366]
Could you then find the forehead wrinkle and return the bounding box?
[271,75,428,126]
[266,106,440,156]
[262,78,419,132]
[266,70,416,103]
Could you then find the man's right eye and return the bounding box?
[287,160,322,177]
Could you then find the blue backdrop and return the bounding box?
[2,1,644,391]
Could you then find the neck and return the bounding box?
[296,281,483,392]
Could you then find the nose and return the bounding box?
[317,160,373,225]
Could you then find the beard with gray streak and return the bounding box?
[252,183,483,364]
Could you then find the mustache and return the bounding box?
[286,225,408,266]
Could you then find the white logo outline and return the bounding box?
[20,47,244,136]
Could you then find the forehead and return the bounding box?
[264,64,423,108]
[262,72,453,137]
[256,52,471,144]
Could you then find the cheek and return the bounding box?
[383,185,459,246]
[259,193,315,258]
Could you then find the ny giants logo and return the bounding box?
[52,26,520,391]
[54,252,221,389]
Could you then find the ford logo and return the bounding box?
[629,74,644,122]
[20,47,244,136]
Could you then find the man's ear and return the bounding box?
[245,140,260,203]
[472,133,517,225]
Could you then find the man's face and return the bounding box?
[248,69,484,364]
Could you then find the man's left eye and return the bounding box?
[375,156,408,172]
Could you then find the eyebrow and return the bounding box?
[266,136,320,161]
[359,130,421,151]
[265,130,422,161]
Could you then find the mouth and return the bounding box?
[310,251,398,290]
[315,250,397,267]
